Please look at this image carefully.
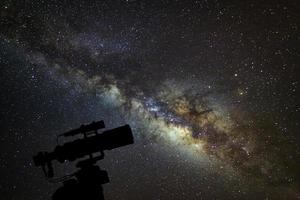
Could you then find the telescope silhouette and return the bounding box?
[33,120,134,200]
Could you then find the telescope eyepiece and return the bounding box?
[33,152,46,167]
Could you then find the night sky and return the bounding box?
[0,0,299,199]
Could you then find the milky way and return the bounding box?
[27,45,299,197]
[1,1,299,200]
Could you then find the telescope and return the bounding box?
[33,120,134,177]
[33,120,134,200]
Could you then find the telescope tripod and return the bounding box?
[52,159,109,200]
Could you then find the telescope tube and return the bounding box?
[33,125,133,166]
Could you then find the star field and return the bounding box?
[0,0,299,199]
